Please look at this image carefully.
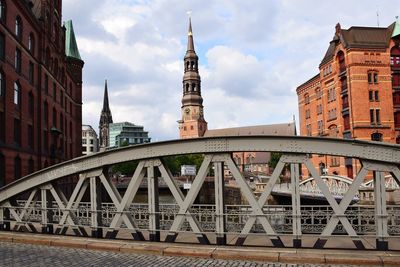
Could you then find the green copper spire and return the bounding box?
[392,16,400,38]
[65,20,81,60]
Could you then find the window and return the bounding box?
[395,112,400,128]
[14,118,21,146]
[90,139,94,145]
[327,87,336,102]
[53,82,56,101]
[29,61,34,84]
[0,32,4,60]
[375,91,379,101]
[44,101,48,124]
[370,109,381,124]
[317,120,324,135]
[306,124,311,136]
[328,108,337,120]
[15,16,22,39]
[60,91,64,107]
[304,93,310,104]
[376,109,381,124]
[337,51,346,73]
[15,49,21,73]
[82,139,87,144]
[0,111,4,142]
[0,0,6,23]
[13,82,20,106]
[371,132,383,142]
[28,33,34,54]
[28,92,34,116]
[391,46,400,67]
[0,153,4,186]
[44,74,49,94]
[0,71,4,97]
[393,73,400,87]
[368,71,379,84]
[316,88,322,99]
[28,124,33,149]
[43,130,48,152]
[343,115,350,130]
[306,109,311,118]
[28,158,34,174]
[52,107,57,127]
[14,156,21,180]
[370,109,374,124]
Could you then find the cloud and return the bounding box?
[62,0,400,141]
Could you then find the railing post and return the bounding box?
[148,162,160,242]
[90,176,103,238]
[374,171,388,250]
[291,163,302,248]
[41,188,53,234]
[214,161,226,245]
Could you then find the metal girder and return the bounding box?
[163,155,212,244]
[1,136,400,204]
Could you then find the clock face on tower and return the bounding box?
[185,108,190,114]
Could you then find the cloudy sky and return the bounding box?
[62,0,400,141]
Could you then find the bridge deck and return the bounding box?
[0,231,399,266]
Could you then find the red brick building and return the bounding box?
[0,0,83,185]
[297,21,400,178]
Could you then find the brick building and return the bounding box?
[297,21,400,178]
[0,0,83,185]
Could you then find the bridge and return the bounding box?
[0,136,399,251]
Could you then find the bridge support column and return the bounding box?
[0,207,10,231]
[374,171,388,251]
[147,162,160,242]
[90,176,103,238]
[214,161,226,245]
[290,163,301,248]
[41,188,53,234]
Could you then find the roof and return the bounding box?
[320,22,395,66]
[340,25,392,49]
[203,122,296,137]
[65,20,82,60]
[296,73,320,91]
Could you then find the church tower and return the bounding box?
[178,18,208,138]
[99,80,113,150]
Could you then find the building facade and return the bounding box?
[82,125,98,155]
[297,21,400,178]
[109,122,150,148]
[99,79,112,150]
[0,0,83,185]
[178,18,208,138]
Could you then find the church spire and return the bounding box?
[179,16,208,139]
[99,79,113,149]
[102,79,110,112]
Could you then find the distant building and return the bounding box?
[0,1,84,185]
[178,18,208,138]
[109,122,151,148]
[82,125,98,155]
[296,21,400,178]
[99,80,113,150]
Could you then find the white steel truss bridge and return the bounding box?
[0,136,399,250]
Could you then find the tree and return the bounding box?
[163,154,204,176]
[268,152,282,170]
[112,141,138,175]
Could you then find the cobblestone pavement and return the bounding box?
[0,242,358,267]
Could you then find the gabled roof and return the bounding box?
[65,20,82,60]
[203,122,296,137]
[392,20,400,38]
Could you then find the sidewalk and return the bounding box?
[0,231,399,266]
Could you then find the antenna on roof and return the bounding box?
[376,5,380,27]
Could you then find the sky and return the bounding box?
[62,0,400,141]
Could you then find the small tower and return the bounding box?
[178,17,208,138]
[99,80,113,150]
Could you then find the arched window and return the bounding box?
[186,61,189,71]
[0,152,4,186]
[43,101,48,124]
[191,61,194,70]
[13,81,20,106]
[337,50,345,73]
[14,155,21,180]
[185,83,189,92]
[192,83,196,92]
[0,1,5,23]
[28,33,35,54]
[15,16,22,39]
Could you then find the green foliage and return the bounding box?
[111,140,138,175]
[163,154,204,176]
[268,152,282,169]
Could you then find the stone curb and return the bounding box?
[0,232,399,266]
